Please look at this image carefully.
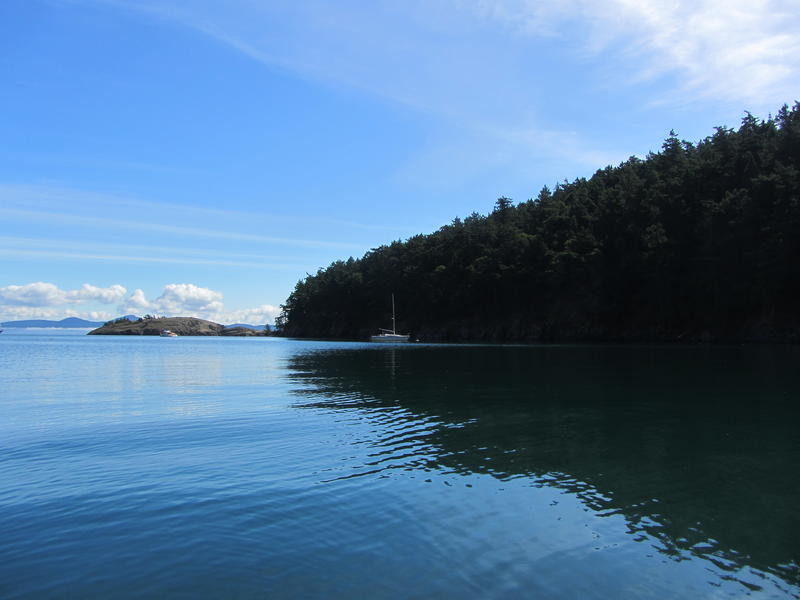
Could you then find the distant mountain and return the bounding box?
[224,323,269,331]
[1,317,106,328]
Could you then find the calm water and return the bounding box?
[1,332,798,599]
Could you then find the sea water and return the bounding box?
[1,332,798,598]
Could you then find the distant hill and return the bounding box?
[1,317,106,328]
[224,323,269,331]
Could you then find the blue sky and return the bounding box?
[1,0,798,324]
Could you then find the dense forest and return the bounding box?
[278,104,800,342]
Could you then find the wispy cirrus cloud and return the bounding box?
[86,0,627,174]
[0,206,362,250]
[0,183,414,234]
[88,0,800,111]
[81,0,799,190]
[477,0,800,108]
[0,247,306,270]
[0,235,314,264]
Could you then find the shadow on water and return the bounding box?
[285,344,800,593]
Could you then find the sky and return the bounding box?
[1,0,798,325]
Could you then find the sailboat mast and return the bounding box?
[391,293,396,334]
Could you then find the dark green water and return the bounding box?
[1,334,798,598]
[288,344,800,597]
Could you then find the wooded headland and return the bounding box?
[279,105,800,342]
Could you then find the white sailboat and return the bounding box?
[370,294,410,343]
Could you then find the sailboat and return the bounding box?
[370,294,410,343]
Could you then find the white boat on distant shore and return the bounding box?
[160,329,178,337]
[370,294,410,343]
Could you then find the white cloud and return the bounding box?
[68,283,127,304]
[0,281,278,325]
[117,284,278,324]
[122,289,151,311]
[0,282,126,306]
[0,282,66,307]
[72,310,116,321]
[214,304,281,326]
[154,283,225,315]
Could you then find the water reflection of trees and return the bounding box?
[286,344,800,591]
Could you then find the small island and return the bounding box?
[88,316,266,337]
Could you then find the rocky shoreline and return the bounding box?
[88,317,266,336]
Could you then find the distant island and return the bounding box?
[225,323,268,330]
[1,317,108,328]
[278,104,800,343]
[88,316,268,336]
[0,315,270,336]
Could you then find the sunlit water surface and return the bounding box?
[1,331,798,598]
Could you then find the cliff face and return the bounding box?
[88,317,226,336]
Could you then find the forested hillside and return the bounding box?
[279,104,800,342]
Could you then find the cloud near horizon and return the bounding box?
[118,284,279,324]
[119,283,224,316]
[0,282,127,307]
[0,282,280,325]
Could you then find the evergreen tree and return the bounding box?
[279,104,800,342]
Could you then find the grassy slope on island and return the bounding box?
[89,317,270,336]
[279,104,800,342]
[89,316,225,336]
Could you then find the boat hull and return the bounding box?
[370,334,410,343]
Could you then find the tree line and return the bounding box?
[278,103,800,342]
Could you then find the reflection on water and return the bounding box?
[2,336,798,598]
[287,344,800,595]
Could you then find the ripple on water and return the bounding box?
[1,337,798,598]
